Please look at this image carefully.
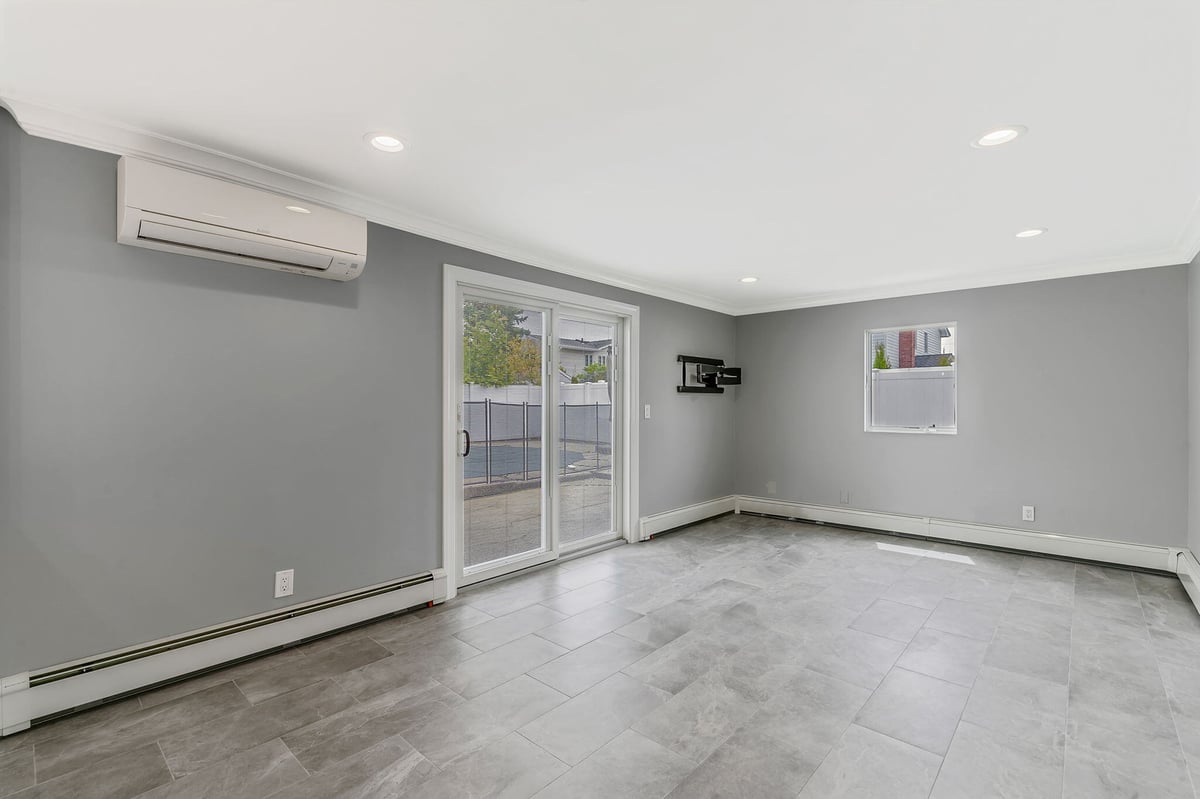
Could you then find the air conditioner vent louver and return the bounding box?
[117,157,367,280]
[137,220,336,271]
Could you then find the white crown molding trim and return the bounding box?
[736,496,1182,572]
[0,569,447,736]
[0,95,736,316]
[639,496,737,541]
[729,249,1191,315]
[1174,191,1200,267]
[4,94,1195,318]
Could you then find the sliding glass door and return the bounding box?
[447,273,630,589]
[459,296,556,581]
[557,315,618,547]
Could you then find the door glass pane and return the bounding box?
[558,318,616,545]
[462,300,547,569]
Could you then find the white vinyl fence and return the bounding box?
[870,368,956,428]
[463,382,612,405]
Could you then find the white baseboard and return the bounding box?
[736,497,930,537]
[1175,549,1200,615]
[639,496,737,541]
[735,496,1182,572]
[0,569,447,737]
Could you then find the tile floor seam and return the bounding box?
[919,673,976,795]
[513,729,574,769]
[438,680,468,704]
[231,678,252,705]
[904,586,1012,795]
[276,732,307,775]
[1061,571,1077,799]
[788,724,845,798]
[275,735,313,782]
[365,632,412,655]
[854,595,955,748]
[154,739,174,782]
[521,668,563,696]
[1137,583,1198,799]
[856,709,956,761]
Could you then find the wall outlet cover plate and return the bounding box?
[274,569,294,598]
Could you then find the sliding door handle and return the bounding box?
[461,429,471,457]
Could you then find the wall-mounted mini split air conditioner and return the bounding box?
[117,157,367,280]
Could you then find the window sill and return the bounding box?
[865,426,957,435]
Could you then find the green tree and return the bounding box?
[872,343,891,370]
[574,362,607,383]
[938,354,955,367]
[463,302,532,386]
[505,337,542,385]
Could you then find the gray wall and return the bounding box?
[1189,254,1200,555]
[735,267,1189,547]
[0,103,17,670]
[0,110,736,675]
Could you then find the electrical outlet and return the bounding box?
[644,404,651,419]
[766,481,777,495]
[274,569,294,598]
[840,489,851,505]
[1022,505,1035,523]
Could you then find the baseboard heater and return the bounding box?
[0,568,447,736]
[735,496,1181,574]
[1176,550,1200,612]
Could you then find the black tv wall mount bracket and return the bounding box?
[677,355,742,394]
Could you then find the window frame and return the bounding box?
[863,320,958,435]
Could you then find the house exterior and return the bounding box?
[555,338,610,376]
[523,334,612,381]
[869,327,951,369]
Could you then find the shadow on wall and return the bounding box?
[121,244,363,311]
[0,530,114,674]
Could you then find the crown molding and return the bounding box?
[727,247,1191,315]
[3,94,1195,318]
[0,94,737,316]
[1173,190,1200,268]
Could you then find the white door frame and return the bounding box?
[441,264,640,600]
[455,288,559,586]
[555,306,626,556]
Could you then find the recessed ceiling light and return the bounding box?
[1015,228,1046,238]
[740,276,758,283]
[285,205,311,214]
[971,126,1027,148]
[366,133,405,152]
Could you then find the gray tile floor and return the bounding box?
[4,513,1200,798]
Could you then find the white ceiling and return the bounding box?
[3,0,1199,314]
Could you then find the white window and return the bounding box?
[865,322,956,434]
